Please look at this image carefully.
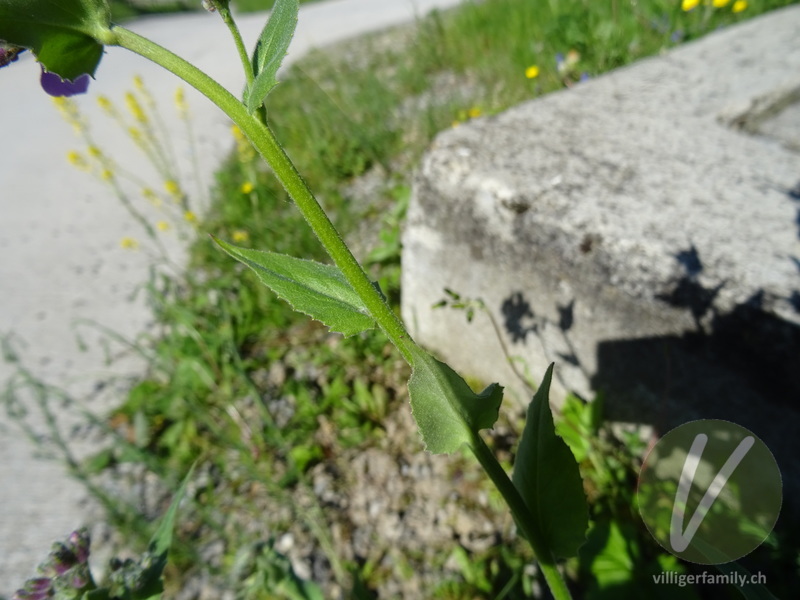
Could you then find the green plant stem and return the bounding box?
[469,432,573,600]
[110,25,573,600]
[215,4,269,125]
[110,26,413,364]
[218,6,254,88]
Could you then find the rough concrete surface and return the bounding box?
[402,6,800,504]
[0,0,464,593]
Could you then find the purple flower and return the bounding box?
[11,577,54,600]
[12,590,52,600]
[71,572,90,589]
[25,579,52,593]
[40,68,90,97]
[67,528,91,565]
[46,543,78,576]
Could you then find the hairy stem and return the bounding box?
[219,7,254,87]
[469,433,574,600]
[110,25,573,599]
[110,26,413,363]
[215,4,268,125]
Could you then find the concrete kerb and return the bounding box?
[402,6,800,508]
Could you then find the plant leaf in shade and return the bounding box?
[512,364,588,558]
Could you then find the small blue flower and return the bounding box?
[40,68,90,97]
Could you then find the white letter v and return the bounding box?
[670,433,754,553]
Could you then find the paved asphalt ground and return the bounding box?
[0,0,463,591]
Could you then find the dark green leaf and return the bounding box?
[408,345,502,454]
[0,0,111,80]
[245,0,298,113]
[213,237,375,336]
[512,364,588,558]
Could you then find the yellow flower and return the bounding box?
[174,87,188,114]
[133,75,145,92]
[156,220,170,231]
[128,127,143,142]
[240,181,255,194]
[232,230,249,243]
[682,0,700,10]
[120,237,139,250]
[467,107,482,119]
[732,0,747,12]
[87,146,102,159]
[51,97,84,131]
[712,0,730,6]
[525,65,540,79]
[184,210,197,223]
[97,95,114,114]
[101,169,114,181]
[164,180,181,197]
[66,151,88,170]
[124,92,148,124]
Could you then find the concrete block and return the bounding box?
[402,7,800,501]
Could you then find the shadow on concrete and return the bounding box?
[497,245,800,516]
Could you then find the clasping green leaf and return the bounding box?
[512,364,588,559]
[245,0,298,113]
[213,236,376,336]
[0,0,112,80]
[408,345,503,454]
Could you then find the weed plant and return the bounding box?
[2,0,798,599]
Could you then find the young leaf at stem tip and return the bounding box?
[212,236,376,337]
[512,364,588,559]
[408,345,503,454]
[245,0,299,113]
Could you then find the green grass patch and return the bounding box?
[85,0,799,597]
